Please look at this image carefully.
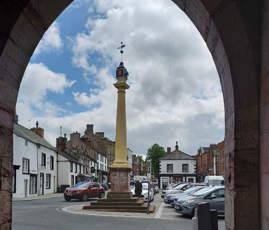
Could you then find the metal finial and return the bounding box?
[117,41,126,62]
[175,141,179,150]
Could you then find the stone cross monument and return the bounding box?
[109,42,131,192]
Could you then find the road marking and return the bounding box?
[154,202,164,219]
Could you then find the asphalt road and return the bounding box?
[12,194,225,230]
[12,195,194,230]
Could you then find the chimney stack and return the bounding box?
[56,134,67,152]
[70,132,81,146]
[167,147,171,154]
[31,121,44,138]
[96,132,104,138]
[85,124,94,136]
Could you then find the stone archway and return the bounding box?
[0,0,268,229]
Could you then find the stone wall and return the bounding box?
[0,0,268,229]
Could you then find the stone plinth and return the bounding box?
[110,167,131,192]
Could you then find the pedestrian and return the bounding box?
[135,180,142,197]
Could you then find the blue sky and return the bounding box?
[16,0,224,155]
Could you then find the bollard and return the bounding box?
[210,209,218,230]
[192,208,198,230]
[198,202,211,230]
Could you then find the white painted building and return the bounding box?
[159,142,196,189]
[57,151,86,191]
[127,148,133,168]
[13,122,57,198]
[97,153,108,183]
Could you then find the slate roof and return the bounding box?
[160,145,195,161]
[59,150,81,164]
[13,123,55,151]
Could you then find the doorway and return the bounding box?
[24,179,28,198]
[40,173,44,195]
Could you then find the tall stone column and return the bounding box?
[110,62,131,193]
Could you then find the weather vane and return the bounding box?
[117,41,126,62]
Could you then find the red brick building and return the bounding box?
[196,141,224,182]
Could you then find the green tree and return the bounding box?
[147,143,166,177]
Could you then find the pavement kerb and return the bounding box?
[60,204,158,219]
[13,193,63,202]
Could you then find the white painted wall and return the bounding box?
[13,134,38,198]
[57,154,84,188]
[97,153,107,172]
[13,133,57,198]
[38,145,57,195]
[160,159,196,174]
[57,154,70,187]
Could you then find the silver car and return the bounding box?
[175,185,225,217]
[164,186,205,207]
[161,183,191,198]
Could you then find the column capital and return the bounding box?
[114,81,129,90]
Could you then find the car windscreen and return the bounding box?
[174,183,188,190]
[184,186,204,194]
[75,182,91,189]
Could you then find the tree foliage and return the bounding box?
[147,143,166,177]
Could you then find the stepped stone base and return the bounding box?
[83,192,155,213]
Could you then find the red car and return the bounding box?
[64,182,105,201]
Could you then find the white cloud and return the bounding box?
[17,0,224,155]
[34,22,63,55]
[69,0,224,154]
[17,63,75,119]
[73,92,100,106]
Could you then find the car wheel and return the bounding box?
[81,194,88,201]
[99,192,105,199]
[64,196,71,201]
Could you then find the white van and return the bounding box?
[204,176,224,186]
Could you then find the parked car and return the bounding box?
[64,182,105,201]
[130,182,154,202]
[151,179,159,194]
[141,182,154,202]
[174,186,214,209]
[175,185,225,217]
[101,183,109,191]
[164,185,205,207]
[204,176,224,186]
[161,183,192,198]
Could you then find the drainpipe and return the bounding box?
[56,152,59,193]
